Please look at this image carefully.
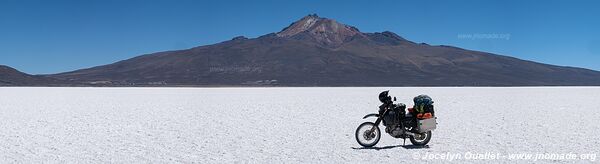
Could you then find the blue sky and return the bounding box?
[1,0,599,74]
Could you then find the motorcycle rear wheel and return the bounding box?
[409,131,432,146]
[355,122,381,147]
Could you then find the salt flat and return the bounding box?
[0,87,599,163]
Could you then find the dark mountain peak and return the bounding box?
[276,14,363,46]
[364,31,413,45]
[380,31,406,41]
[231,36,248,41]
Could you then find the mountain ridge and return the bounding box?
[0,65,66,86]
[3,14,600,86]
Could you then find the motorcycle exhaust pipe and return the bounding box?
[404,131,417,136]
[404,131,428,138]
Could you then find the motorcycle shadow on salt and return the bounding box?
[351,145,430,150]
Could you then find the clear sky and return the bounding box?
[1,0,599,74]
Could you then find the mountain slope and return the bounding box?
[0,65,65,86]
[50,14,600,86]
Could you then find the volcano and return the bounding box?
[43,14,600,86]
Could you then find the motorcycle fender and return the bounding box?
[362,113,379,119]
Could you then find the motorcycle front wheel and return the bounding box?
[409,131,432,146]
[355,122,381,147]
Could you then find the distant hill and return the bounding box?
[0,65,65,86]
[7,14,600,86]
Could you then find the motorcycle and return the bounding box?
[355,91,437,147]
